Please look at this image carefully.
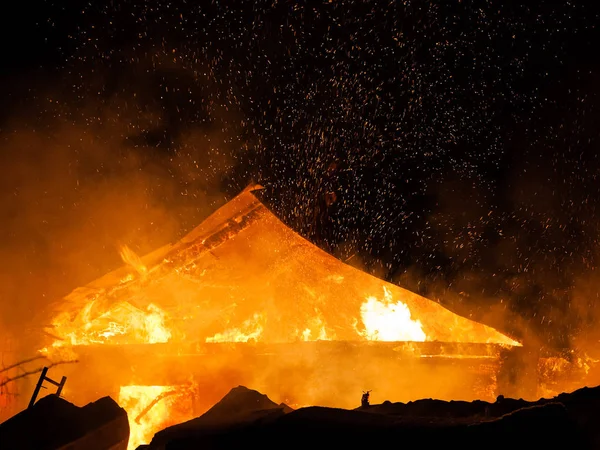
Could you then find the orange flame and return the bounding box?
[118,385,195,450]
[50,301,171,347]
[356,287,426,342]
[206,313,264,343]
[120,245,148,276]
[40,187,525,446]
[298,311,335,341]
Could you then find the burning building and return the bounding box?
[36,184,523,449]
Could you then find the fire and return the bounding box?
[50,301,171,346]
[356,287,426,342]
[206,313,264,343]
[38,186,526,447]
[299,312,334,341]
[118,385,195,450]
[44,187,519,348]
[120,245,148,276]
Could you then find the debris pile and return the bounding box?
[141,384,600,450]
[146,386,292,448]
[0,394,129,450]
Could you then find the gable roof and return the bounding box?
[47,185,519,347]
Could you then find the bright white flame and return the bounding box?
[119,385,181,450]
[357,287,426,342]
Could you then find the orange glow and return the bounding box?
[49,301,171,347]
[206,313,264,343]
[120,245,148,276]
[118,385,195,450]
[41,185,522,445]
[44,186,518,347]
[357,287,426,342]
[298,311,334,341]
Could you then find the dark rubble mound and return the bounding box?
[279,405,399,428]
[278,402,294,414]
[145,386,292,449]
[0,394,129,450]
[551,385,600,447]
[366,398,492,419]
[197,385,286,423]
[271,401,579,449]
[368,384,600,421]
[143,384,600,450]
[158,400,582,450]
[365,383,600,443]
[465,402,575,447]
[365,396,536,420]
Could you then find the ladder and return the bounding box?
[28,366,67,408]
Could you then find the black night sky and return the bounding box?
[2,1,600,352]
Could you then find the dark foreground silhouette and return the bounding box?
[0,395,129,450]
[140,385,600,450]
[2,385,600,450]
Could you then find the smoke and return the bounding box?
[389,138,600,352]
[569,274,600,357]
[54,341,503,416]
[0,57,251,340]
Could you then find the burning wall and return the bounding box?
[37,184,522,449]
